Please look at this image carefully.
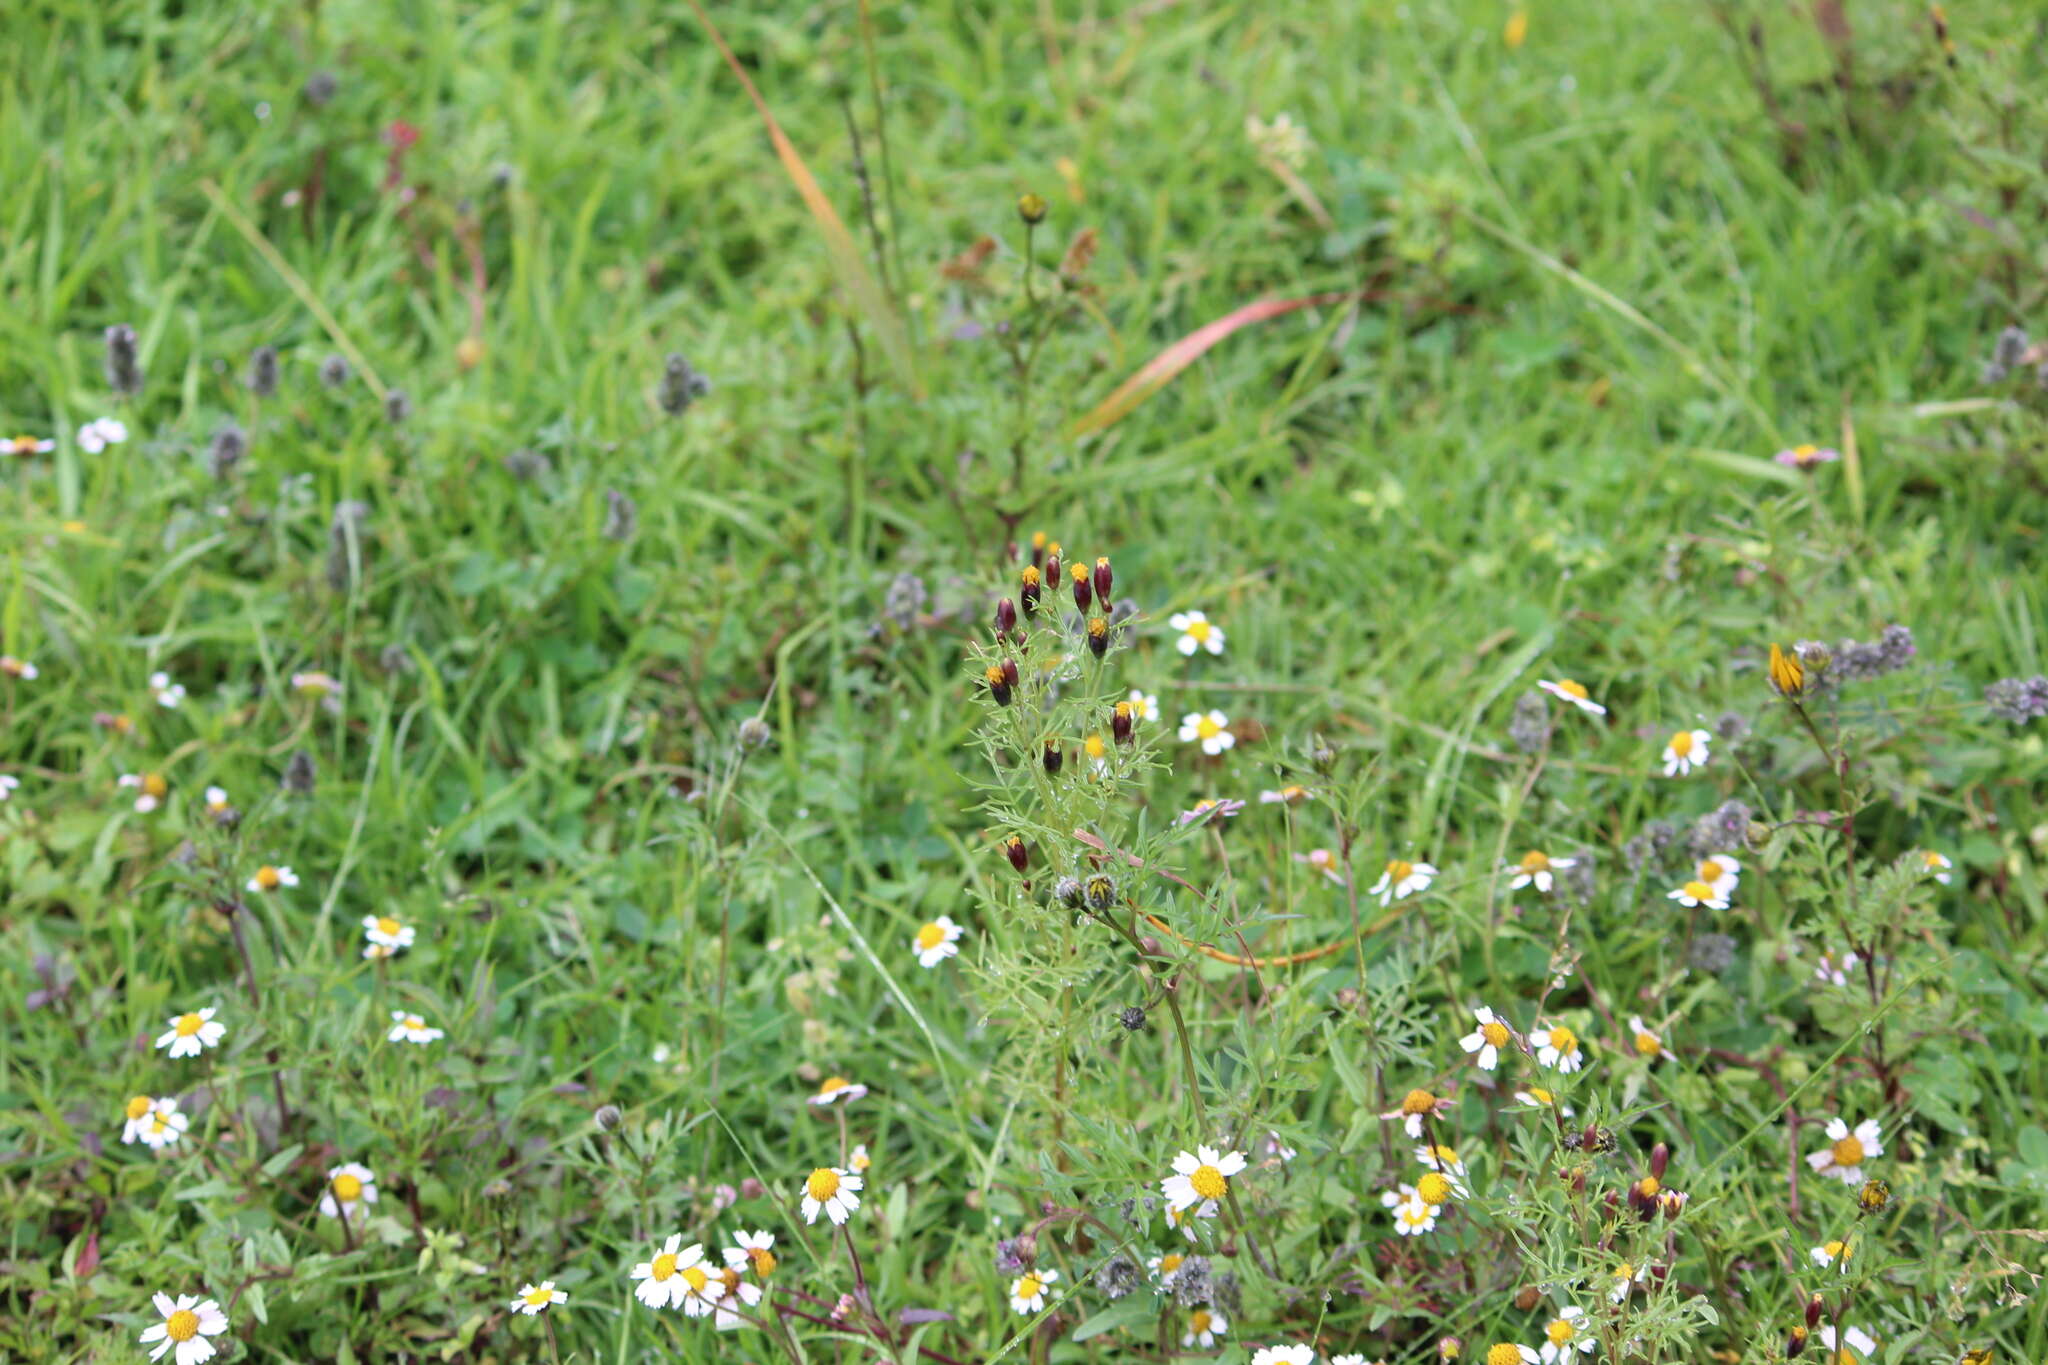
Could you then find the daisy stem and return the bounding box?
[836,1107,850,1167]
[541,1310,564,1365]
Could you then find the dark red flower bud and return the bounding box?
[995,598,1017,638]
[1785,1328,1808,1358]
[1020,565,1042,616]
[1070,561,1092,613]
[1004,836,1028,872]
[1111,701,1134,744]
[1042,739,1063,775]
[1002,657,1020,690]
[984,664,1012,706]
[1804,1294,1824,1330]
[1092,556,1112,611]
[1650,1142,1670,1179]
[1086,616,1109,658]
[1029,532,1047,567]
[1045,545,1061,591]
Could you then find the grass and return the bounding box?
[4,1,2048,1362]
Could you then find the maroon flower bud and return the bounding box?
[1042,739,1063,775]
[1020,565,1042,616]
[984,664,1012,707]
[1785,1327,1808,1358]
[1092,555,1112,610]
[1804,1294,1824,1330]
[1086,616,1109,658]
[740,1177,765,1199]
[1045,545,1061,591]
[1650,1142,1670,1180]
[1029,531,1047,568]
[1004,836,1028,872]
[1111,701,1134,745]
[1002,657,1020,691]
[995,597,1017,638]
[1070,561,1092,613]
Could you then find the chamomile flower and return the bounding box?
[1008,1267,1059,1314]
[247,865,299,893]
[1177,796,1245,826]
[1809,1239,1852,1270]
[5,434,56,457]
[1512,1087,1574,1116]
[1607,1262,1649,1303]
[723,1230,778,1279]
[77,416,128,452]
[1538,1308,1593,1363]
[1507,850,1574,894]
[510,1281,567,1316]
[1806,1117,1883,1184]
[1666,879,1728,910]
[1160,1145,1246,1217]
[1382,1189,1437,1236]
[632,1235,715,1311]
[1127,689,1160,722]
[1921,850,1954,884]
[319,1163,378,1222]
[1179,710,1235,755]
[149,672,187,708]
[386,1010,443,1044]
[1816,1326,1878,1363]
[1252,1348,1318,1365]
[361,914,414,957]
[1460,1006,1516,1071]
[1259,784,1312,806]
[1382,1087,1451,1139]
[1170,611,1225,657]
[119,772,169,813]
[1627,1016,1676,1063]
[121,1094,173,1145]
[0,774,17,800]
[849,1143,872,1173]
[140,1099,189,1148]
[0,655,37,680]
[1695,854,1741,897]
[799,1165,862,1224]
[292,670,342,699]
[203,786,231,816]
[1369,858,1437,905]
[707,1266,761,1330]
[155,1007,224,1059]
[1183,1307,1230,1349]
[809,1076,867,1106]
[1660,729,1712,776]
[1147,1250,1191,1290]
[1083,732,1110,776]
[1775,443,1841,469]
[911,915,964,967]
[139,1293,229,1365]
[1528,1024,1585,1073]
[1537,679,1606,716]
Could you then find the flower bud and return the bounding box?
[1070,561,1092,612]
[1768,642,1806,698]
[1658,1189,1688,1219]
[1795,640,1833,677]
[984,664,1012,706]
[1029,530,1047,567]
[1002,657,1020,691]
[1092,556,1113,611]
[1650,1142,1669,1179]
[1020,565,1042,616]
[594,1104,623,1132]
[1111,700,1134,744]
[1855,1178,1890,1216]
[740,1177,765,1198]
[1119,1005,1147,1031]
[1804,1293,1825,1329]
[1084,874,1117,910]
[1054,876,1083,906]
[1086,616,1109,658]
[738,717,772,749]
[1045,545,1061,590]
[1785,1327,1808,1358]
[1017,193,1048,225]
[996,597,1017,638]
[1004,836,1029,872]
[1042,739,1064,775]
[1513,1286,1541,1312]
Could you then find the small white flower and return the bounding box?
[1126,689,1160,722]
[121,1095,177,1145]
[203,786,231,815]
[77,416,129,452]
[1528,1024,1586,1073]
[319,1163,378,1222]
[5,434,56,456]
[1806,1117,1883,1184]
[1413,1143,1470,1193]
[1380,1188,1438,1236]
[1178,710,1235,756]
[1921,850,1954,884]
[1608,1262,1649,1303]
[1163,1202,1204,1241]
[509,1280,567,1316]
[1626,1015,1676,1063]
[1259,784,1313,806]
[809,1076,867,1106]
[0,774,17,800]
[1817,1326,1878,1363]
[706,1266,762,1330]
[1666,879,1728,911]
[799,1166,863,1225]
[632,1234,715,1312]
[1381,1088,1450,1139]
[1538,1306,1594,1363]
[155,1006,225,1059]
[1660,728,1711,777]
[149,672,187,708]
[386,1010,444,1045]
[138,1097,189,1149]
[1512,1087,1573,1117]
[1506,850,1575,894]
[1809,1238,1852,1271]
[1460,1006,1516,1071]
[911,916,965,968]
[361,914,415,956]
[1537,678,1606,716]
[119,772,169,813]
[1695,854,1741,898]
[722,1229,779,1279]
[1147,1250,1192,1291]
[1251,1346,1318,1365]
[1182,1306,1229,1348]
[247,865,300,893]
[0,655,38,681]
[139,1292,229,1365]
[1169,610,1225,657]
[1160,1144,1247,1218]
[1007,1266,1059,1314]
[1368,858,1437,905]
[1265,1131,1298,1163]
[1294,848,1346,885]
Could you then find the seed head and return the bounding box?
[602,488,638,543]
[1016,193,1048,225]
[1053,876,1083,906]
[281,749,317,794]
[246,345,279,397]
[1092,1253,1139,1299]
[1856,1178,1890,1216]
[303,69,340,106]
[502,447,550,481]
[207,423,247,480]
[1118,1005,1146,1031]
[738,717,773,750]
[103,323,143,395]
[384,388,413,425]
[658,352,711,416]
[318,354,352,389]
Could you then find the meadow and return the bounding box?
[4,1,2048,1362]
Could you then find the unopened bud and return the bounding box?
[995,598,1017,638]
[1020,565,1041,616]
[1804,1293,1824,1329]
[1045,546,1061,589]
[594,1104,623,1132]
[1513,1286,1541,1312]
[1004,836,1028,872]
[1111,701,1134,744]
[1070,561,1092,612]
[1017,193,1048,225]
[1084,874,1117,910]
[1054,877,1083,906]
[1650,1142,1669,1179]
[1086,616,1109,658]
[1092,556,1113,612]
[1042,739,1063,775]
[984,664,1012,707]
[1786,1327,1809,1358]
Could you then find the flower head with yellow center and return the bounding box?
[912,915,964,967]
[633,1235,714,1311]
[155,1006,224,1059]
[510,1281,566,1315]
[1161,1144,1246,1217]
[139,1292,228,1365]
[1529,1024,1585,1073]
[1807,1117,1882,1184]
[1370,857,1439,906]
[800,1165,863,1225]
[319,1163,378,1222]
[1460,1005,1516,1070]
[1008,1267,1059,1314]
[1537,678,1607,716]
[1169,610,1225,657]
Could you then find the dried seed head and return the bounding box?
[502,447,550,481]
[318,353,352,389]
[207,423,247,480]
[1053,877,1083,906]
[594,1104,623,1132]
[602,488,638,543]
[281,749,317,794]
[383,388,413,425]
[303,69,340,106]
[1118,1005,1146,1031]
[1092,1254,1139,1299]
[738,717,773,750]
[104,323,143,395]
[658,352,711,416]
[246,345,280,397]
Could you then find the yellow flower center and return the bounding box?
[1924,851,1946,869]
[1189,1164,1228,1200]
[1637,1176,1661,1198]
[255,866,280,889]
[1015,1273,1043,1299]
[1195,716,1222,739]
[1185,620,1213,642]
[1835,1352,1859,1365]
[522,1287,553,1307]
[173,1013,205,1037]
[651,1252,678,1281]
[1547,1318,1576,1347]
[1823,1239,1849,1261]
[1421,1143,1459,1169]
[142,773,168,798]
[819,1076,848,1096]
[402,1015,424,1031]
[1488,1344,1525,1365]
[1160,1253,1183,1274]
[1190,1310,1213,1334]
[1669,731,1695,756]
[1545,1027,1578,1056]
[376,916,401,937]
[150,1113,172,1133]
[1555,680,1589,700]
[165,1309,201,1342]
[126,1095,153,1120]
[1682,880,1717,901]
[682,1264,710,1293]
[1401,1088,1437,1116]
[915,922,946,951]
[1831,1135,1865,1167]
[332,1172,364,1201]
[806,1167,841,1201]
[1698,859,1727,882]
[1525,1087,1554,1106]
[1084,733,1106,759]
[1481,1020,1511,1047]
[1634,1031,1662,1057]
[1387,859,1414,882]
[1518,850,1551,872]
[1416,1172,1453,1205]
[749,1247,777,1276]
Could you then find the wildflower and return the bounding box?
[1507,850,1575,894]
[631,1235,715,1311]
[291,671,342,700]
[809,1076,867,1106]
[1084,875,1118,910]
[1017,192,1048,225]
[282,749,317,793]
[1382,1192,1437,1237]
[1985,674,2048,724]
[1382,1088,1451,1139]
[205,424,246,480]
[1538,1308,1593,1363]
[1660,728,1712,777]
[1528,1024,1585,1072]
[1607,1261,1649,1303]
[1147,1250,1192,1291]
[1295,848,1346,885]
[1127,688,1160,722]
[1415,1143,1469,1190]
[105,322,144,394]
[706,1265,762,1330]
[146,672,187,708]
[1627,1016,1675,1063]
[1775,444,1841,470]
[246,346,279,396]
[800,1165,863,1224]
[1161,1145,1247,1217]
[1484,1347,1539,1365]
[386,1010,444,1044]
[847,1144,872,1173]
[1177,796,1246,827]
[1666,879,1728,910]
[1921,850,1954,884]
[509,1281,567,1316]
[1817,1326,1878,1364]
[722,1229,777,1281]
[247,865,299,894]
[139,1293,229,1364]
[4,433,55,457]
[122,1095,172,1145]
[0,655,37,680]
[1460,1006,1516,1071]
[1266,1132,1298,1163]
[1008,1266,1059,1314]
[1252,1347,1318,1365]
[361,914,415,956]
[1245,111,1311,168]
[1259,784,1312,806]
[1369,858,1438,905]
[1696,854,1740,896]
[1807,1117,1882,1184]
[1179,709,1235,756]
[202,786,231,816]
[119,772,169,813]
[1537,679,1606,716]
[1093,556,1114,610]
[0,774,17,801]
[1768,643,1806,698]
[658,353,712,416]
[131,1096,188,1148]
[1810,1238,1852,1270]
[77,416,129,452]
[156,1007,225,1059]
[318,354,352,389]
[912,916,964,967]
[1163,1202,1201,1240]
[1855,1178,1890,1215]
[1184,1307,1230,1349]
[1170,610,1225,657]
[319,1163,378,1222]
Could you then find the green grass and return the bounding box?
[5,2,2048,1363]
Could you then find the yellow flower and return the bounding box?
[1504,10,1529,48]
[1768,643,1805,698]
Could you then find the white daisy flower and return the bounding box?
[1806,1117,1883,1184]
[509,1281,566,1316]
[292,671,343,699]
[799,1166,863,1225]
[1178,709,1235,756]
[139,1293,229,1365]
[386,1010,444,1045]
[1666,879,1728,911]
[809,1075,867,1106]
[1259,784,1313,806]
[722,1230,778,1279]
[155,1006,225,1059]
[149,672,187,708]
[1809,1238,1852,1271]
[1381,1188,1438,1236]
[1627,1016,1676,1063]
[1537,678,1606,716]
[78,416,129,452]
[1660,729,1711,777]
[1160,1144,1247,1218]
[247,865,300,893]
[1922,850,1953,884]
[1169,610,1225,657]
[1382,1088,1450,1139]
[1127,689,1160,722]
[1608,1262,1649,1303]
[707,1265,762,1330]
[1817,1326,1878,1363]
[1251,1345,1318,1365]
[319,1163,378,1222]
[0,774,18,800]
[1460,1006,1516,1071]
[1294,848,1347,885]
[1368,858,1437,905]
[1413,1144,1470,1194]
[1695,854,1741,897]
[1538,1307,1593,1363]
[121,1094,171,1145]
[361,914,415,955]
[137,1097,189,1149]
[1007,1266,1059,1314]
[1527,1024,1585,1073]
[1183,1306,1229,1348]
[1507,850,1575,894]
[848,1144,872,1173]
[911,916,965,968]
[1486,1343,1540,1365]
[631,1235,715,1311]
[0,655,37,680]
[5,434,56,457]
[203,786,231,815]
[1512,1087,1573,1116]
[119,772,169,813]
